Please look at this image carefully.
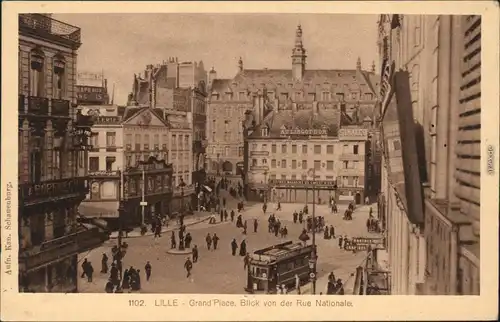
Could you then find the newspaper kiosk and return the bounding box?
[244,241,316,294]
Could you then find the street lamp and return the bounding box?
[263,170,268,203]
[217,153,220,176]
[307,167,318,295]
[178,178,187,251]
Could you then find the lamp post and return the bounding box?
[140,169,146,226]
[307,167,318,295]
[117,169,125,280]
[263,170,268,203]
[217,153,220,176]
[178,178,186,251]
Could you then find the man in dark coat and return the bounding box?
[338,235,344,249]
[253,219,258,233]
[212,233,220,250]
[220,209,224,222]
[101,254,108,274]
[86,262,94,282]
[298,212,303,224]
[224,209,228,221]
[81,258,89,278]
[184,257,193,278]
[230,210,235,222]
[192,245,199,263]
[329,225,335,239]
[206,233,212,250]
[231,239,238,256]
[293,211,298,224]
[145,261,152,281]
[171,231,177,249]
[239,239,247,256]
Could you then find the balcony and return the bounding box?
[51,99,70,117]
[339,154,365,161]
[19,14,81,49]
[19,177,88,207]
[106,145,117,152]
[19,226,108,271]
[28,96,49,115]
[250,151,270,156]
[19,94,25,114]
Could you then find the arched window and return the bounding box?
[53,54,66,99]
[30,48,45,97]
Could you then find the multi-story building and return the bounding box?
[243,89,374,205]
[207,24,379,182]
[17,13,107,293]
[78,104,182,228]
[128,62,203,211]
[375,14,481,295]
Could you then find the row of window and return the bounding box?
[24,50,67,99]
[253,159,362,170]
[252,143,360,155]
[211,90,374,102]
[209,146,244,157]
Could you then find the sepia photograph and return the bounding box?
[2,1,499,321]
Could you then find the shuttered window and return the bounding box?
[456,15,481,237]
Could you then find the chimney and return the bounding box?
[253,94,260,124]
[208,67,217,87]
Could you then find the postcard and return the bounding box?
[1,1,498,321]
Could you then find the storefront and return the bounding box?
[268,179,337,204]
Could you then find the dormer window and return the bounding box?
[261,126,269,137]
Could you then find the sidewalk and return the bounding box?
[109,212,212,239]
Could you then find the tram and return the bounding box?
[244,241,316,294]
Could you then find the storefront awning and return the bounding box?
[78,201,119,218]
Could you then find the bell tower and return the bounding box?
[291,24,307,81]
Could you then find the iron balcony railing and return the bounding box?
[19,14,81,46]
[28,96,49,115]
[51,99,70,117]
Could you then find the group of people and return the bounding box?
[267,213,288,238]
[343,203,356,221]
[366,208,381,233]
[326,272,345,295]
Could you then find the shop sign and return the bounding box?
[77,85,106,103]
[338,128,368,139]
[94,116,122,125]
[89,170,120,177]
[280,128,327,137]
[351,237,384,245]
[380,60,395,115]
[344,244,369,251]
[269,179,337,188]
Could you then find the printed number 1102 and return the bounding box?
[129,300,145,307]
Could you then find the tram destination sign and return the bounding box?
[351,237,384,245]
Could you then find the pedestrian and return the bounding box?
[243,253,250,270]
[299,212,303,224]
[110,263,119,285]
[101,254,108,274]
[231,238,238,256]
[243,220,247,235]
[329,225,335,239]
[293,211,298,224]
[282,226,288,238]
[366,218,371,233]
[224,209,228,221]
[239,239,247,256]
[253,218,258,233]
[206,233,212,250]
[81,258,89,278]
[145,261,152,281]
[338,235,344,249]
[223,197,226,208]
[184,257,193,278]
[185,232,192,248]
[192,245,199,263]
[369,207,373,217]
[87,262,94,282]
[295,274,301,294]
[122,269,130,289]
[230,210,235,222]
[212,233,220,250]
[262,203,267,214]
[171,231,177,249]
[220,209,224,222]
[277,201,281,211]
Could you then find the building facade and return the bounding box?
[207,25,379,182]
[376,14,481,295]
[17,14,107,293]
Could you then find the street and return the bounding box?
[78,202,379,294]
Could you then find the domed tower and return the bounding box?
[291,24,307,81]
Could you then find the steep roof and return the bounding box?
[118,106,170,127]
[249,108,340,139]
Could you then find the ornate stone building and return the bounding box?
[207,25,379,181]
[18,14,107,293]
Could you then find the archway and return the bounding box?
[222,161,233,173]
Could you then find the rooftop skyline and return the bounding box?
[54,13,379,105]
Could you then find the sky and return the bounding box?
[54,13,379,105]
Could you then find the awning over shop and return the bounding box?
[78,201,119,218]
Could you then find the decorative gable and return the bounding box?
[124,108,168,127]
